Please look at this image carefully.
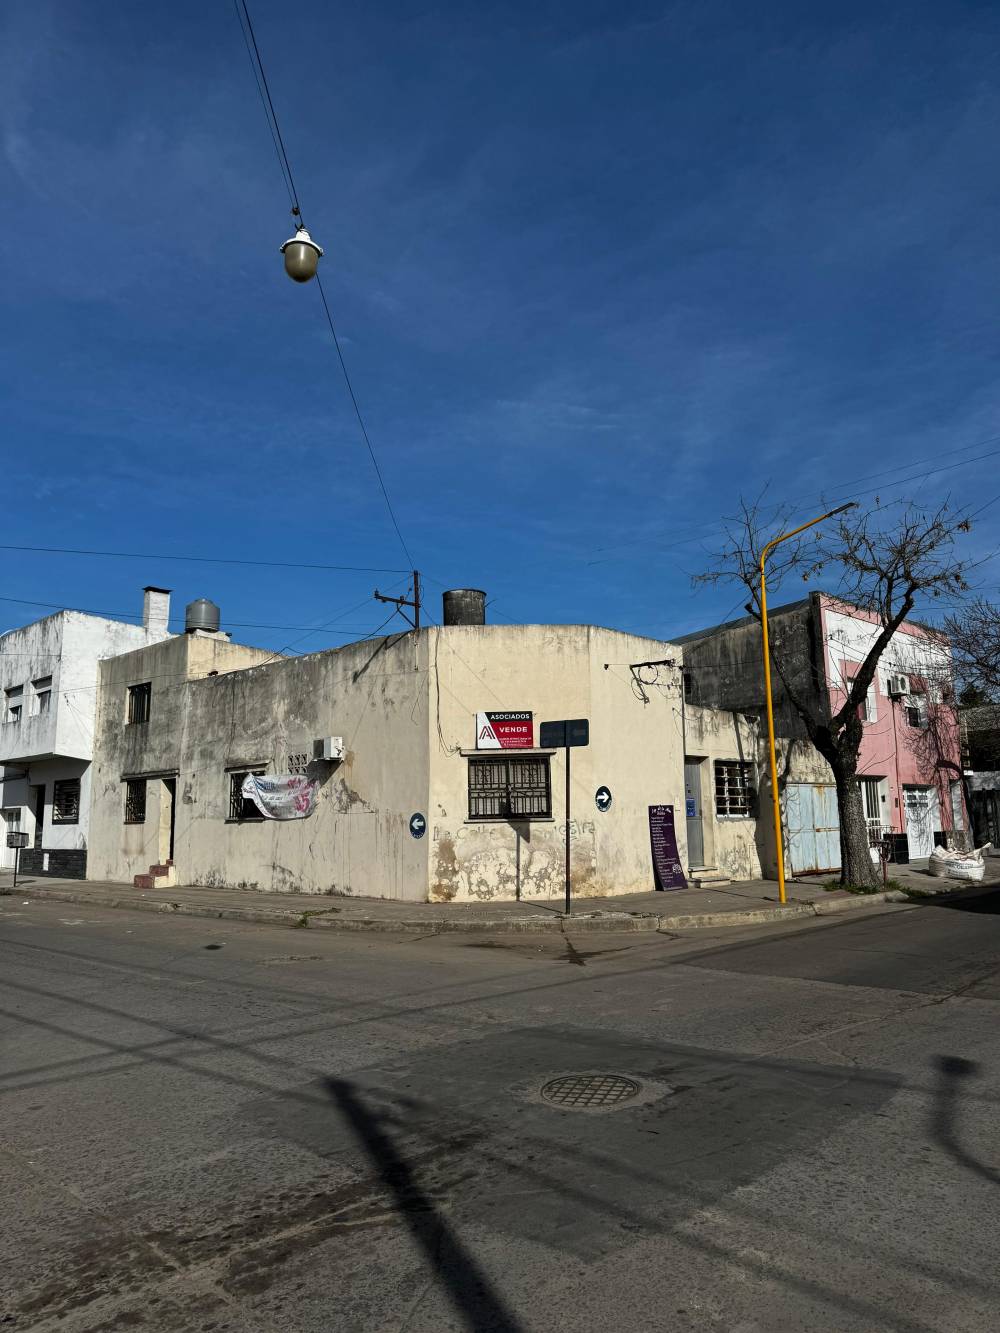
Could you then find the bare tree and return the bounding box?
[944,598,1000,702]
[697,499,971,888]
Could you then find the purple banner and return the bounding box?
[648,804,687,891]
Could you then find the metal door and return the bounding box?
[31,785,45,849]
[684,760,704,868]
[904,786,934,860]
[0,809,20,869]
[786,783,841,873]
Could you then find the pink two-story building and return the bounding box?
[822,598,965,863]
[680,592,966,874]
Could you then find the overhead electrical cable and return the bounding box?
[0,592,387,634]
[588,433,1000,565]
[0,544,409,574]
[233,0,415,569]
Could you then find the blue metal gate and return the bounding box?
[786,783,841,873]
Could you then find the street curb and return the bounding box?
[0,881,967,935]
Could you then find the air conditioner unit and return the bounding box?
[317,736,345,762]
[887,674,911,698]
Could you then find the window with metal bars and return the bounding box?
[714,760,753,817]
[229,769,265,821]
[52,778,80,824]
[124,779,146,824]
[468,756,552,821]
[127,682,152,725]
[858,777,884,845]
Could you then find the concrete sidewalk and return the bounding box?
[3,863,995,934]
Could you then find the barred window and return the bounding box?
[288,753,310,776]
[229,769,265,821]
[468,756,552,821]
[52,778,81,824]
[127,682,151,725]
[124,779,146,824]
[714,760,753,817]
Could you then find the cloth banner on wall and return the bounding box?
[241,773,319,820]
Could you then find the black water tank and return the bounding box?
[442,589,486,626]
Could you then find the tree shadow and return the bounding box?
[913,890,1000,914]
[324,1076,523,1331]
[931,1055,1000,1187]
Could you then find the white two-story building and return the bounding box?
[0,588,174,879]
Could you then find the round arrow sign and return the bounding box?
[409,812,427,839]
[595,786,613,812]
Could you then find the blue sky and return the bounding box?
[2,0,999,652]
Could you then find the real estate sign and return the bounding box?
[475,711,534,749]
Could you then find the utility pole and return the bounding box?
[373,570,421,629]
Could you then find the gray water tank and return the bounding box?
[442,588,486,626]
[185,598,221,634]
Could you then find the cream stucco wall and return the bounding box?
[425,625,687,902]
[684,704,834,880]
[88,623,691,901]
[88,630,431,898]
[88,621,839,900]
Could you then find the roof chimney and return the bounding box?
[143,586,171,636]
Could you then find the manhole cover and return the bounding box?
[540,1073,641,1109]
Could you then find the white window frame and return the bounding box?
[4,686,23,725]
[32,676,52,717]
[904,695,928,729]
[858,777,885,845]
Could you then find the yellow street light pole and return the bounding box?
[760,502,857,904]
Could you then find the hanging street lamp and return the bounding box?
[280,224,323,283]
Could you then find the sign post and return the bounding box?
[539,719,590,916]
[7,831,28,890]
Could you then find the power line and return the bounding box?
[313,274,415,567]
[0,591,389,634]
[232,0,296,210]
[233,0,415,570]
[245,578,411,669]
[0,544,409,574]
[588,432,1000,566]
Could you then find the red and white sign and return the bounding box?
[476,711,533,750]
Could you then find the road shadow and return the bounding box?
[325,1076,523,1331]
[931,1056,1000,1187]
[918,891,1000,914]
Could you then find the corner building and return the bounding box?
[87,618,691,902]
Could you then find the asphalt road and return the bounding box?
[2,893,1000,1333]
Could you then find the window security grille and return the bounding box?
[468,756,552,821]
[714,761,753,817]
[229,770,265,821]
[127,682,152,725]
[124,779,146,824]
[52,778,81,824]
